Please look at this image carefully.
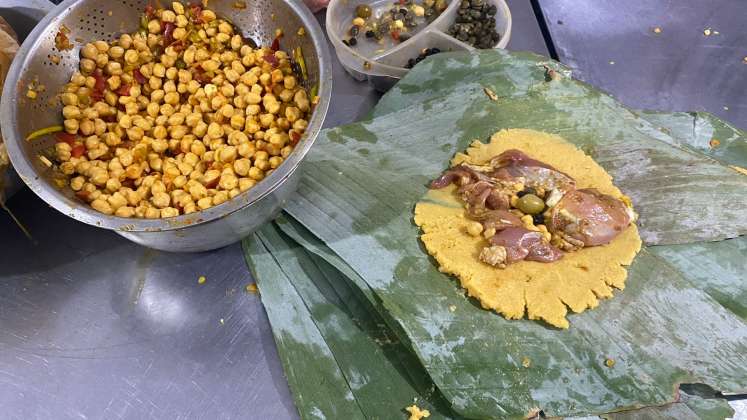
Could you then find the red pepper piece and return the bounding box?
[133,68,147,84]
[190,4,204,23]
[270,36,280,52]
[264,53,279,67]
[163,22,176,46]
[71,144,86,158]
[192,67,212,84]
[391,31,400,41]
[145,4,155,18]
[91,69,106,101]
[290,131,301,146]
[75,190,91,201]
[55,132,76,145]
[204,177,219,189]
[171,40,185,52]
[116,84,132,96]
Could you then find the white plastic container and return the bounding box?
[326,0,511,90]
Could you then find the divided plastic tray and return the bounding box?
[326,0,511,90]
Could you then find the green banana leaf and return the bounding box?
[273,50,747,418]
[245,224,461,420]
[636,110,747,169]
[633,111,747,322]
[244,219,737,420]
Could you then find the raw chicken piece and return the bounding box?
[547,188,632,246]
[484,227,563,265]
[489,149,576,193]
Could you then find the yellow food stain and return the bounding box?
[709,138,720,148]
[219,318,225,325]
[413,129,642,329]
[405,404,430,420]
[653,26,662,34]
[703,28,712,36]
[198,275,206,284]
[730,165,747,176]
[605,357,616,368]
[245,283,258,294]
[448,304,456,312]
[522,356,531,368]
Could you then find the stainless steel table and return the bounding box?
[537,0,747,130]
[0,2,548,418]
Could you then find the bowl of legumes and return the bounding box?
[1,0,331,252]
[326,0,510,91]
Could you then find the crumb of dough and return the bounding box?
[405,404,430,420]
[198,275,206,284]
[730,165,747,176]
[245,283,258,294]
[414,129,642,329]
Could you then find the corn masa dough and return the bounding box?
[414,129,642,328]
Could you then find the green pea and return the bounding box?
[516,193,545,215]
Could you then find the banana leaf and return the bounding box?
[274,50,747,418]
[244,219,737,420]
[633,111,747,322]
[245,224,461,420]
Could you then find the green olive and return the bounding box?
[355,4,372,19]
[516,193,545,215]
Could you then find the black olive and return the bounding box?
[399,32,411,41]
[487,5,497,15]
[407,58,416,68]
[431,47,441,54]
[350,25,360,36]
[533,213,545,226]
[291,62,302,75]
[365,30,375,38]
[342,39,350,46]
[348,37,357,46]
[399,8,408,14]
[517,188,536,198]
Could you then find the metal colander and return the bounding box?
[1,0,331,252]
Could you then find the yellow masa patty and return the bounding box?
[413,129,642,329]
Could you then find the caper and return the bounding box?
[516,193,545,215]
[356,5,372,19]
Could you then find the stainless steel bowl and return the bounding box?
[1,0,332,252]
